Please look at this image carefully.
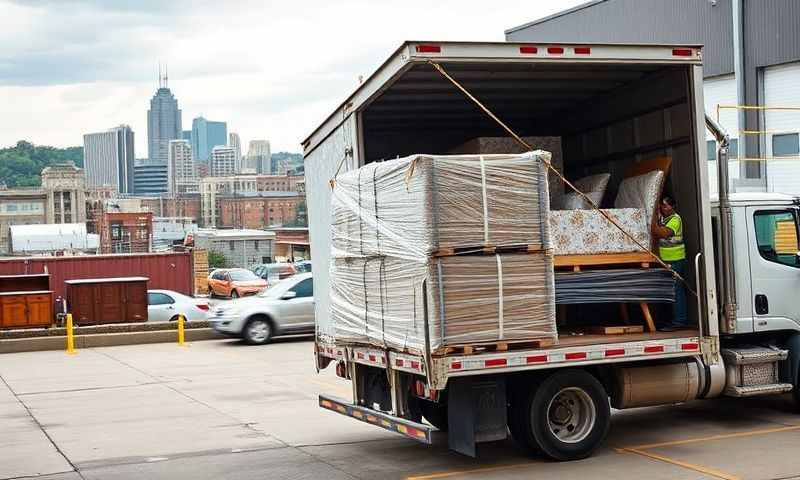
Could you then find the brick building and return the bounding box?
[139,194,201,219]
[217,192,302,229]
[96,211,153,254]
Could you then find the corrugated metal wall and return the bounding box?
[0,252,193,301]
[505,0,734,77]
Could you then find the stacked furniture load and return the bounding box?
[329,151,557,355]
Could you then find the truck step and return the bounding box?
[724,383,793,398]
[721,346,788,366]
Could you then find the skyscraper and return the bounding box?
[168,139,196,194]
[228,132,242,172]
[83,125,135,193]
[210,146,237,177]
[147,72,182,164]
[191,117,227,163]
[182,130,192,142]
[133,159,168,196]
[247,140,271,174]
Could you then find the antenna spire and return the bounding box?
[164,64,168,88]
[158,62,162,88]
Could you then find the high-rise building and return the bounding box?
[228,132,242,172]
[210,146,237,177]
[168,139,196,194]
[191,117,227,163]
[182,130,192,142]
[83,125,135,193]
[133,159,168,196]
[147,72,182,164]
[247,140,271,174]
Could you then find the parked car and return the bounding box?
[147,289,209,322]
[207,268,267,299]
[294,260,312,273]
[208,273,314,344]
[251,263,297,283]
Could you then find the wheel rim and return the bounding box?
[247,321,269,342]
[545,387,596,444]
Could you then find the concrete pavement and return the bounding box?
[2,338,800,480]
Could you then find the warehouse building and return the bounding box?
[507,0,800,194]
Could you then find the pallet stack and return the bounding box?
[329,152,557,355]
[193,249,209,295]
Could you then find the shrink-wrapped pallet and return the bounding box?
[331,152,551,260]
[329,253,556,352]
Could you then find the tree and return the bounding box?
[208,250,228,269]
[0,141,84,187]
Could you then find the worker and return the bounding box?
[652,195,687,331]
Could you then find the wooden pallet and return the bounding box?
[554,252,656,271]
[587,325,645,335]
[434,337,556,356]
[432,243,547,257]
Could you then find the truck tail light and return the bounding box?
[672,48,693,57]
[547,46,564,55]
[574,47,591,55]
[415,44,441,53]
[520,46,538,54]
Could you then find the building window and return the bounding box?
[229,241,235,250]
[772,133,800,157]
[254,240,259,250]
[729,138,739,159]
[707,140,716,161]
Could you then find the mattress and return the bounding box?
[330,151,551,260]
[555,268,676,304]
[549,208,651,255]
[330,253,557,352]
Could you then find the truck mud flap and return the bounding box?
[319,394,434,444]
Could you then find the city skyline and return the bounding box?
[0,1,577,154]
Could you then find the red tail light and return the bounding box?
[547,46,564,55]
[196,303,209,311]
[672,48,693,57]
[574,47,591,55]
[415,44,441,53]
[519,46,538,54]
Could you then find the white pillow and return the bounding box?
[614,170,665,224]
[561,173,610,209]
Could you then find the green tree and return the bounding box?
[0,140,84,187]
[208,250,228,269]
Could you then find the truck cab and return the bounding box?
[714,193,800,335]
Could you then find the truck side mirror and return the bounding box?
[281,291,297,300]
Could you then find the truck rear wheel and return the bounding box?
[524,370,610,461]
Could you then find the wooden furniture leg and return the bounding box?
[620,303,630,325]
[640,302,656,332]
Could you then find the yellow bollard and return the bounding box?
[177,313,186,346]
[66,313,76,355]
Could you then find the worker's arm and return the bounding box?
[652,223,673,239]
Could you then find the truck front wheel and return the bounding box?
[524,370,611,461]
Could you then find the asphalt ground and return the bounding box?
[2,337,800,480]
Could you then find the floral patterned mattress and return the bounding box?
[549,208,651,255]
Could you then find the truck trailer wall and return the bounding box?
[306,114,361,339]
[0,252,193,302]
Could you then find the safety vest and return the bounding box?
[658,213,686,261]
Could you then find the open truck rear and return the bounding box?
[303,41,799,459]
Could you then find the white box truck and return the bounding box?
[302,41,800,459]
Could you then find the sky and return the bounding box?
[0,0,584,155]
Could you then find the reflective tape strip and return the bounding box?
[479,155,489,243]
[496,254,504,340]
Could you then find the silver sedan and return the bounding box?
[208,273,314,344]
[147,289,210,322]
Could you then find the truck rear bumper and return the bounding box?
[319,394,434,444]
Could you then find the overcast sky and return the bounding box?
[0,0,583,155]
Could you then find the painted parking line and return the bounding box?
[616,424,800,480]
[406,462,541,480]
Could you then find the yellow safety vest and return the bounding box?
[659,213,686,261]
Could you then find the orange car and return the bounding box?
[207,268,267,298]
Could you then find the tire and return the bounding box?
[523,370,610,461]
[230,290,239,299]
[243,317,272,345]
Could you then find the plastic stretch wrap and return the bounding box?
[330,253,556,352]
[331,152,551,260]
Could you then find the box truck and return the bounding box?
[302,41,800,459]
